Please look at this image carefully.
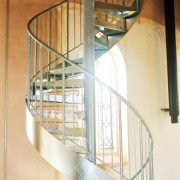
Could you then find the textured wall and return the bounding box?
[0,0,68,179]
[118,17,180,180]
[120,2,180,178]
[0,0,179,179]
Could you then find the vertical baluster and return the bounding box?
[150,139,154,180]
[136,0,140,11]
[81,86,84,147]
[133,113,138,180]
[62,58,66,144]
[61,5,63,54]
[72,1,76,147]
[139,120,144,180]
[144,131,148,180]
[34,18,38,104]
[128,108,132,179]
[124,18,127,32]
[102,86,104,162]
[148,136,151,180]
[27,34,31,108]
[67,0,69,55]
[110,92,114,167]
[53,56,57,121]
[47,10,52,106]
[118,98,123,180]
[74,0,76,49]
[80,0,82,43]
[72,66,75,145]
[39,45,43,124]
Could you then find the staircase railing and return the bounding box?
[26,0,153,179]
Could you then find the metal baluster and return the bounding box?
[110,92,114,167]
[61,5,63,54]
[72,66,75,146]
[133,112,138,180]
[53,57,57,124]
[139,120,144,180]
[149,136,152,180]
[39,45,43,124]
[102,86,105,163]
[128,109,132,179]
[145,131,148,180]
[80,0,82,43]
[81,87,85,148]
[118,98,123,179]
[27,34,31,108]
[34,18,38,104]
[150,139,154,180]
[62,58,66,144]
[67,0,69,55]
[47,10,52,105]
[136,0,140,11]
[72,2,76,148]
[74,0,76,49]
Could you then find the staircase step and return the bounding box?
[95,9,138,19]
[96,19,126,33]
[48,127,86,137]
[96,27,126,36]
[32,102,81,110]
[36,117,79,124]
[55,58,83,69]
[107,34,125,47]
[95,37,108,49]
[95,11,126,31]
[95,49,108,59]
[36,79,83,88]
[43,89,80,96]
[31,95,83,104]
[95,1,137,11]
[50,64,84,75]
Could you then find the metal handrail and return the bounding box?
[26,0,153,179]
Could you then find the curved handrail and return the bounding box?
[28,28,153,141]
[26,0,153,179]
[27,3,153,140]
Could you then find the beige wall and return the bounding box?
[117,0,180,179]
[118,17,180,180]
[0,0,180,179]
[0,0,68,179]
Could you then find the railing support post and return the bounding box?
[27,34,31,108]
[84,0,96,163]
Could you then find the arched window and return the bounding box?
[95,45,128,164]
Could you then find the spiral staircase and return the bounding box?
[26,0,153,179]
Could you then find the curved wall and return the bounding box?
[0,0,179,179]
[118,18,180,180]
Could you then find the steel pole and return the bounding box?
[84,0,96,163]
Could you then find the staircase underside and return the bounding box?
[26,0,153,179]
[26,106,115,180]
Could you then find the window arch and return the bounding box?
[95,45,128,163]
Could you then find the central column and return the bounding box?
[84,0,96,163]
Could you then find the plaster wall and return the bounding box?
[118,18,180,180]
[0,0,67,179]
[0,0,179,179]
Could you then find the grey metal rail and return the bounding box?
[26,0,153,179]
